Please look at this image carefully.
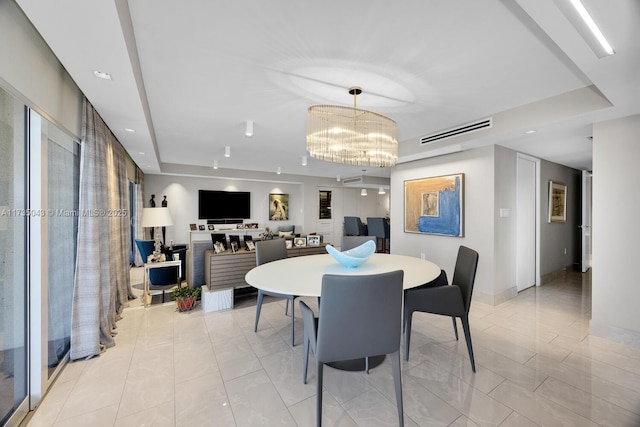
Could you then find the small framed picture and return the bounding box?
[294,237,306,247]
[207,224,215,230]
[189,223,197,231]
[198,224,206,231]
[285,239,293,249]
[213,241,226,253]
[246,241,256,251]
[237,223,243,229]
[307,235,321,246]
[231,241,239,253]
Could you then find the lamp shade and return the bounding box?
[141,207,173,227]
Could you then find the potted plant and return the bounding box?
[172,286,201,312]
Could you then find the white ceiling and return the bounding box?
[15,0,640,179]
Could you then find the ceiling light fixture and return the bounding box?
[378,187,386,195]
[568,0,615,56]
[224,146,231,157]
[124,128,135,133]
[213,160,218,169]
[361,189,368,196]
[277,167,281,175]
[524,130,537,134]
[306,86,398,168]
[336,175,341,182]
[92,70,112,80]
[245,120,253,137]
[301,156,307,166]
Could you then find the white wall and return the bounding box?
[0,0,82,139]
[390,146,497,303]
[145,173,387,246]
[591,114,640,344]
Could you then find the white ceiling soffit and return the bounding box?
[14,0,640,177]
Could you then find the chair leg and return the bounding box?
[254,290,264,332]
[365,357,369,374]
[391,350,404,427]
[285,298,289,316]
[461,315,476,373]
[452,316,459,340]
[404,311,413,361]
[316,362,324,427]
[303,333,309,384]
[290,297,295,346]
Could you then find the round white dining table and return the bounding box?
[245,252,440,371]
[245,252,441,297]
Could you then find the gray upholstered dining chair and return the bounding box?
[367,217,390,253]
[340,235,376,251]
[299,270,405,427]
[253,239,298,346]
[343,216,367,236]
[404,246,479,372]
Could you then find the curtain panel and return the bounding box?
[70,100,131,360]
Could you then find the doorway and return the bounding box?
[516,154,539,292]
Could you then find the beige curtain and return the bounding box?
[70,100,131,360]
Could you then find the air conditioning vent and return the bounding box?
[420,118,492,145]
[342,176,363,185]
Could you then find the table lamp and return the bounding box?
[141,207,173,262]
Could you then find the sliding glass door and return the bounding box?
[0,87,28,426]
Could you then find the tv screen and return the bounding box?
[198,190,251,220]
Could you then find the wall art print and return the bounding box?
[548,181,567,223]
[269,193,289,221]
[404,173,464,237]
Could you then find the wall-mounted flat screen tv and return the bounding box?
[198,190,251,220]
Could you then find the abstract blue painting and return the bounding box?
[404,173,464,237]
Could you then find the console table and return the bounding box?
[201,243,327,312]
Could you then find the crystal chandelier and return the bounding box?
[306,87,398,168]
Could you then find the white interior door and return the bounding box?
[516,155,537,292]
[581,171,592,272]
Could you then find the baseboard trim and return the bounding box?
[589,321,640,349]
[474,286,517,306]
[541,264,575,285]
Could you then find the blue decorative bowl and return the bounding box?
[326,240,376,268]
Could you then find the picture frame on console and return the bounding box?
[198,224,205,231]
[294,237,306,247]
[285,240,293,249]
[189,223,197,231]
[307,235,320,246]
[207,224,214,230]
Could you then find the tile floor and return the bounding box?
[25,268,640,426]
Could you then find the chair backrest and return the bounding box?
[277,224,295,234]
[255,238,288,266]
[315,270,404,363]
[135,239,154,263]
[366,217,390,238]
[341,235,376,251]
[344,216,365,236]
[452,246,479,311]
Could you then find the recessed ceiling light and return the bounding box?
[361,189,368,196]
[524,130,537,134]
[92,70,112,80]
[125,128,135,133]
[138,152,145,155]
[301,156,307,166]
[213,160,219,169]
[277,167,281,175]
[378,187,386,195]
[224,146,231,157]
[245,120,253,137]
[336,175,341,182]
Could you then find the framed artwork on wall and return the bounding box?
[404,173,464,237]
[548,181,567,222]
[269,193,289,220]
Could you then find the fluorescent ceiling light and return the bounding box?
[92,70,112,80]
[568,0,614,56]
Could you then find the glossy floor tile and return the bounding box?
[25,268,640,426]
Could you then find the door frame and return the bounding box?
[516,153,541,291]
